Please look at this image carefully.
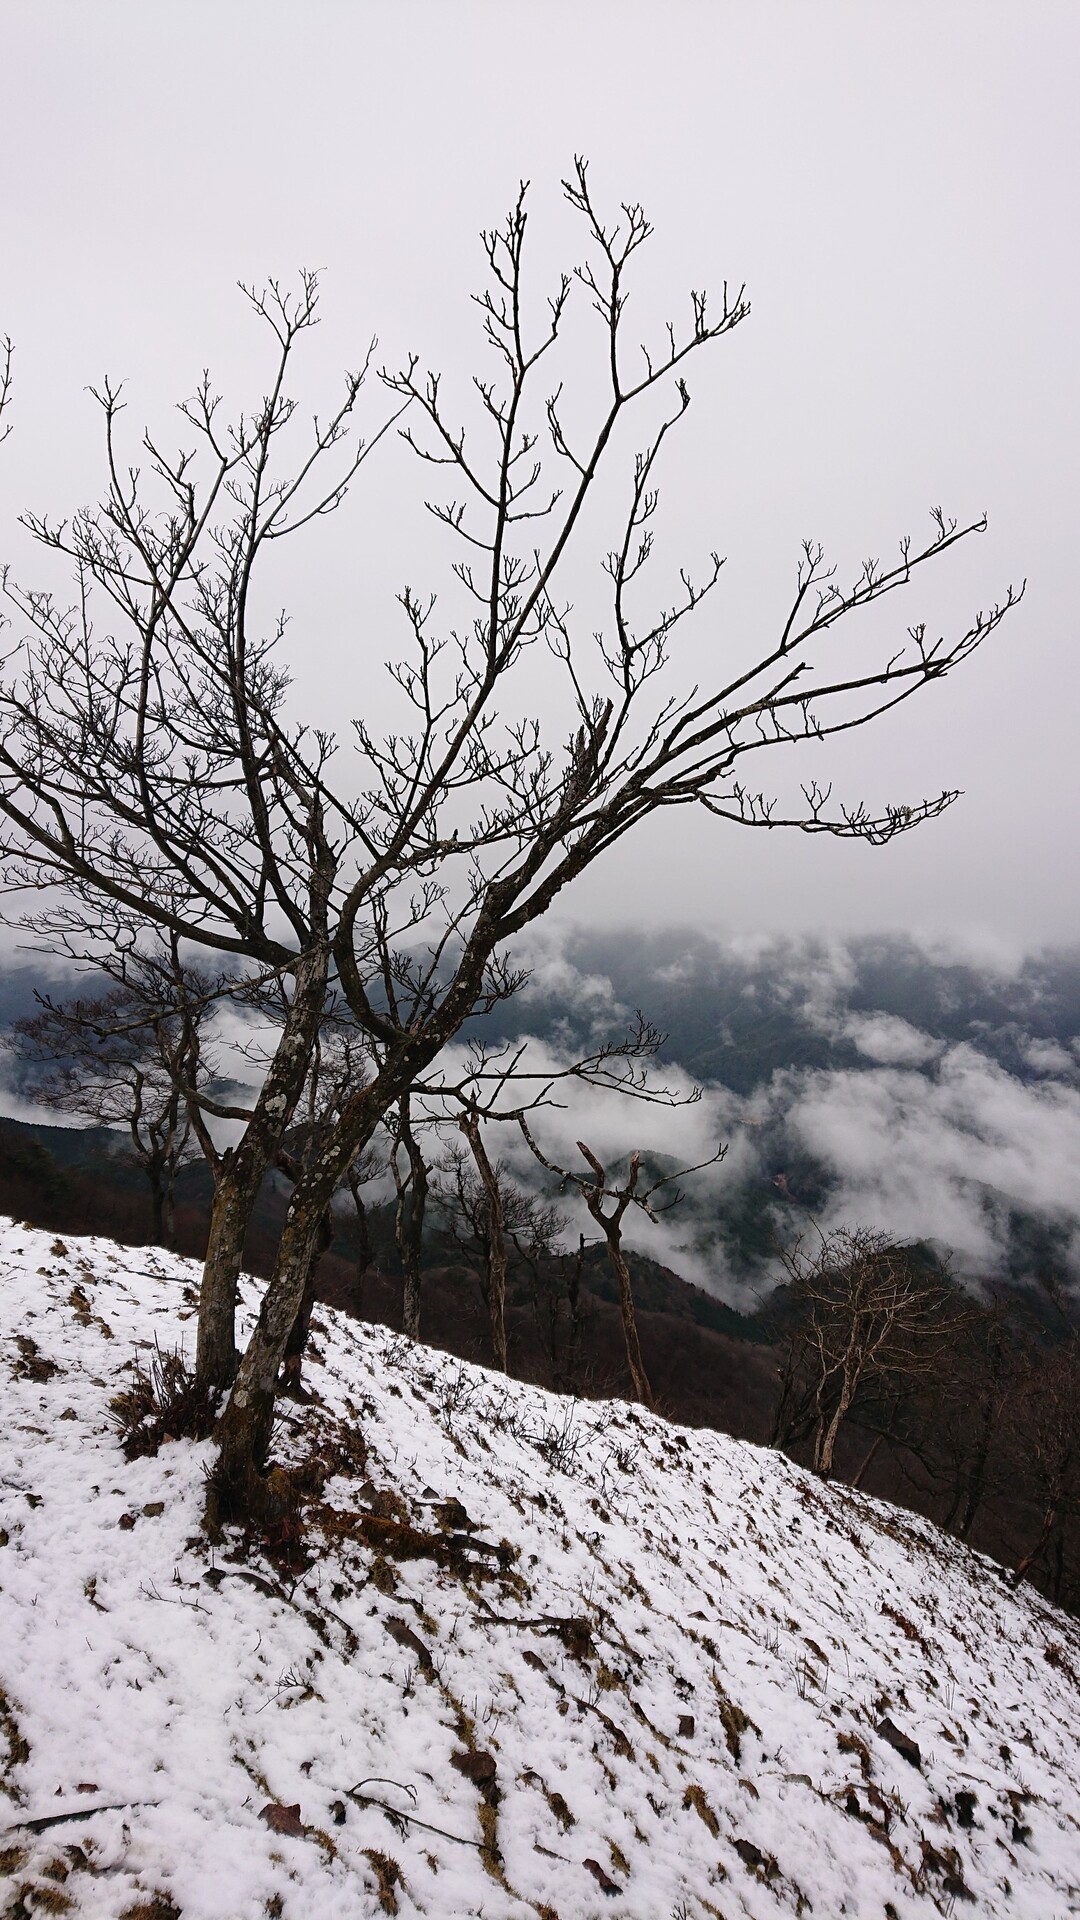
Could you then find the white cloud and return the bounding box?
[778,1044,1080,1277]
[842,1012,944,1066]
[1020,1037,1077,1077]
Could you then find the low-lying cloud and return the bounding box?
[473,926,1080,1300]
[1,924,1078,1304]
[771,1044,1080,1280]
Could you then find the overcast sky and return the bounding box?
[1,1,1076,955]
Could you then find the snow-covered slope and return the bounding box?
[2,1221,1079,1919]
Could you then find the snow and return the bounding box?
[2,1220,1080,1918]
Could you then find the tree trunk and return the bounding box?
[603,1232,654,1411]
[958,1368,1006,1539]
[346,1171,372,1318]
[280,1203,334,1399]
[1013,1502,1059,1587]
[197,1159,260,1391]
[958,1444,991,1540]
[769,1341,812,1451]
[212,1062,404,1515]
[212,1023,469,1518]
[1052,1531,1066,1605]
[566,1237,586,1388]
[195,944,329,1393]
[149,1174,166,1248]
[161,1179,177,1252]
[941,1480,965,1534]
[400,1209,425,1341]
[214,1191,330,1512]
[814,1376,854,1477]
[395,1097,429,1341]
[461,1114,508,1372]
[852,1431,885,1490]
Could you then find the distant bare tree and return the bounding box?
[341,1143,383,1319]
[4,941,216,1246]
[435,1121,566,1372]
[1011,1338,1080,1599]
[771,1227,957,1477]
[386,1091,430,1340]
[922,1300,1020,1539]
[455,1111,510,1372]
[519,1123,724,1411]
[547,1232,589,1395]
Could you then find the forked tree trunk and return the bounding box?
[212,990,490,1518]
[195,945,329,1393]
[213,1066,398,1515]
[214,1190,331,1508]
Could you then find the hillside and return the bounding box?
[0,1116,779,1443]
[2,1222,1080,1918]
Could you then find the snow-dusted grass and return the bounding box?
[2,1219,1079,1919]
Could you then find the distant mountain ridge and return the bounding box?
[477,929,1080,1091]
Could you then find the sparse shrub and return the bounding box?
[119,1896,183,1920]
[10,1335,59,1383]
[0,1685,30,1794]
[109,1342,216,1458]
[682,1782,720,1836]
[362,1849,405,1915]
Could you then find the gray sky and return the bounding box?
[2,0,1077,954]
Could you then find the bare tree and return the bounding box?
[0,277,402,1392]
[915,1298,1021,1539]
[455,1110,511,1372]
[575,1143,655,1410]
[549,1232,589,1395]
[342,1143,383,1320]
[385,1001,681,1358]
[1010,1338,1080,1598]
[386,1094,431,1342]
[3,940,216,1246]
[0,166,1019,1516]
[771,1227,958,1477]
[518,1122,724,1411]
[434,1122,566,1372]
